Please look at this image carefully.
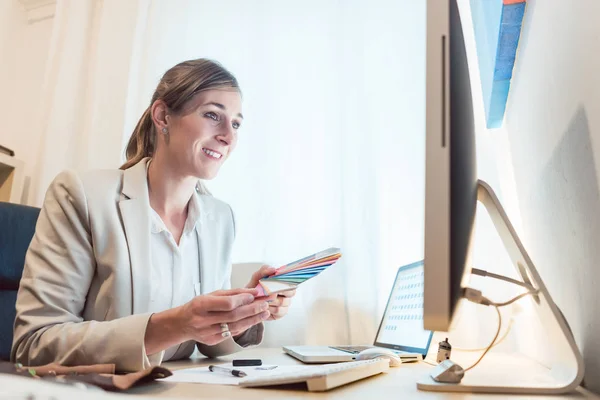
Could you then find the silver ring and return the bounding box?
[220,323,230,338]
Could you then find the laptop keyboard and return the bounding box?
[329,346,373,354]
[330,346,412,356]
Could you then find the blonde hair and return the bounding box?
[120,59,240,171]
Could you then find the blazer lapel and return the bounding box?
[119,158,152,314]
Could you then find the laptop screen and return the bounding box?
[373,260,433,355]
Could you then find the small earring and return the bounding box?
[162,127,168,134]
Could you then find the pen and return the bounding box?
[208,364,247,377]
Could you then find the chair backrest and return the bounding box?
[0,202,40,360]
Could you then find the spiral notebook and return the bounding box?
[255,247,342,296]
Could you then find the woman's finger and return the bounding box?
[196,292,256,313]
[197,323,225,337]
[246,265,277,288]
[266,294,277,301]
[278,296,292,307]
[193,324,232,345]
[269,296,292,307]
[277,289,297,298]
[210,288,260,297]
[198,332,231,346]
[268,305,288,320]
[227,310,271,336]
[206,300,269,325]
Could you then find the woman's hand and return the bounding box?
[180,288,272,344]
[144,288,270,354]
[246,265,297,320]
[265,288,296,320]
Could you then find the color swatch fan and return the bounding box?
[256,248,342,296]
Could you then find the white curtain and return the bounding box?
[31,0,148,205]
[33,0,427,347]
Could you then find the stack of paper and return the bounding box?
[160,364,311,385]
[255,247,342,296]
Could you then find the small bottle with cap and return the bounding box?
[436,337,452,363]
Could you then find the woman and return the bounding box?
[11,59,295,372]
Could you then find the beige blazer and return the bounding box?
[11,158,262,372]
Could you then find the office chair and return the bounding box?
[0,202,40,360]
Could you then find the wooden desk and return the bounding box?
[126,348,599,399]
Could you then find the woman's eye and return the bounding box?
[232,121,240,129]
[205,112,219,121]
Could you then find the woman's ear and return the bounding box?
[150,100,169,133]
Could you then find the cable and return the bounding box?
[452,315,514,352]
[421,359,438,366]
[464,305,501,372]
[463,287,538,308]
[452,268,540,373]
[471,268,536,292]
[459,288,537,372]
[490,291,535,307]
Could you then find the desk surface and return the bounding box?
[126,348,599,399]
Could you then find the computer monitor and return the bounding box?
[420,0,585,393]
[423,0,477,332]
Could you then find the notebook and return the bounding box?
[239,359,389,392]
[283,260,433,363]
[255,247,341,296]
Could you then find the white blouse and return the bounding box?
[148,193,202,361]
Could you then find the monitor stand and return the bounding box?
[417,179,585,394]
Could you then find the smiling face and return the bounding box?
[158,88,243,180]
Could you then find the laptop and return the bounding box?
[283,260,433,363]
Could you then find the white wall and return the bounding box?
[0,1,25,62]
[0,0,53,205]
[504,0,600,393]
